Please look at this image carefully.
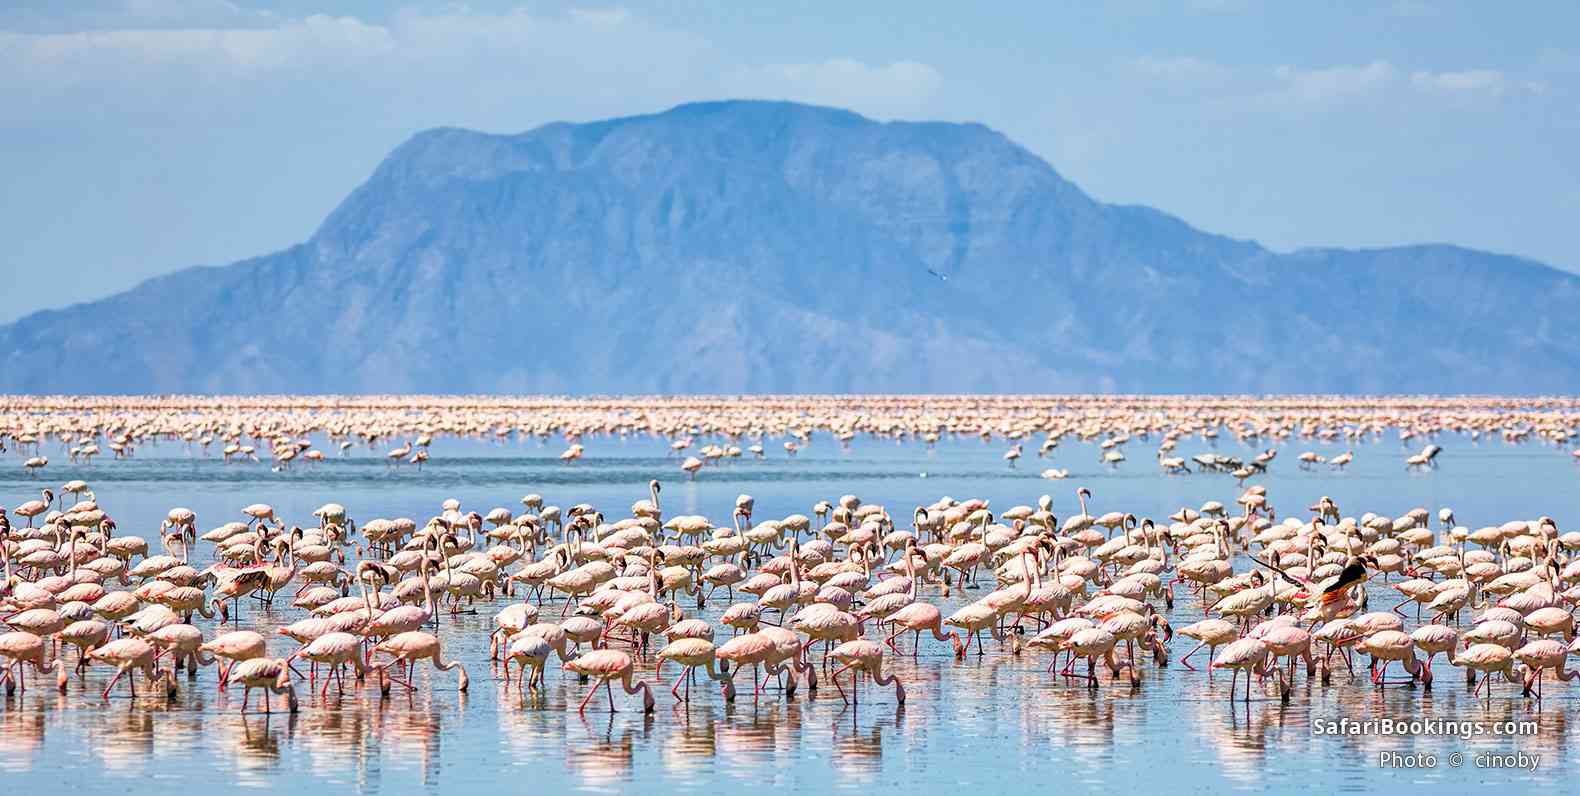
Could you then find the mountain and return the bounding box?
[3,99,1577,394]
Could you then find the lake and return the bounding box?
[2,427,1576,795]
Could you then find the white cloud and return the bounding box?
[1384,0,1438,18]
[0,0,278,32]
[1104,0,1251,15]
[566,8,632,26]
[1185,0,1252,13]
[1128,56,1397,109]
[0,6,943,125]
[0,14,401,97]
[1411,68,1506,95]
[1271,60,1397,104]
[726,58,943,117]
[1130,55,1233,84]
[1127,54,1537,110]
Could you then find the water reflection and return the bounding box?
[0,709,45,772]
[234,713,290,785]
[568,712,652,787]
[659,713,718,776]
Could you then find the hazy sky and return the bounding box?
[2,1,1576,323]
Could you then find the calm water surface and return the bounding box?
[2,432,1578,794]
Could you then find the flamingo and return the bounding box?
[228,657,299,713]
[564,648,654,713]
[656,637,736,702]
[715,631,777,703]
[1177,618,1238,672]
[1211,637,1289,702]
[290,631,368,697]
[199,630,268,690]
[1355,630,1431,688]
[14,490,52,527]
[945,601,1005,656]
[828,639,905,706]
[56,619,111,678]
[87,637,177,700]
[0,631,67,694]
[502,633,555,692]
[1453,643,1520,706]
[373,631,468,693]
[631,480,662,522]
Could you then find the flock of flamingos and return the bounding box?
[2,395,1580,724]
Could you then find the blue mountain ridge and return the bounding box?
[3,100,1574,393]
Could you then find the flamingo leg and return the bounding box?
[379,659,417,691]
[882,628,902,653]
[576,677,604,713]
[101,667,125,700]
[831,664,850,704]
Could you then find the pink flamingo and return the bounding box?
[198,630,267,690]
[0,631,67,694]
[87,637,177,700]
[228,657,299,713]
[564,649,654,713]
[828,640,905,706]
[655,638,736,703]
[373,631,468,694]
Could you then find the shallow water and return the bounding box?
[3,431,1578,795]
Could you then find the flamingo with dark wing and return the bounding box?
[1253,530,1377,620]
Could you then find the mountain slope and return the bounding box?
[3,99,1576,393]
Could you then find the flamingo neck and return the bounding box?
[1556,661,1580,682]
[422,562,435,617]
[359,572,373,616]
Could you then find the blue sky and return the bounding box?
[2,1,1576,323]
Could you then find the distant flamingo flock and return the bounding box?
[2,394,1579,478]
